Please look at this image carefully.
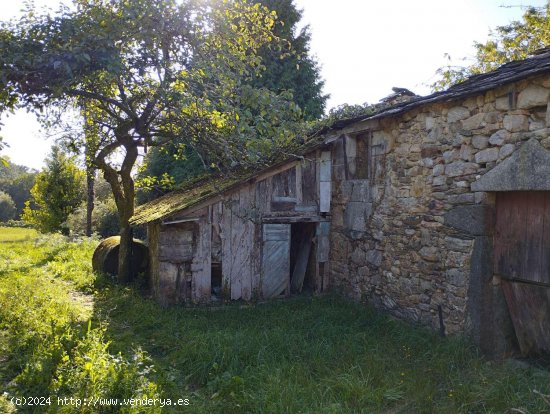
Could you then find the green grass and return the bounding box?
[1,227,549,413]
[0,226,38,242]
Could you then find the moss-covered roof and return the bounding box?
[130,174,246,225]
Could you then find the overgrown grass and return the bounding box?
[0,227,160,413]
[1,227,549,413]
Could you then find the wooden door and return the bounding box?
[494,191,550,355]
[262,224,291,298]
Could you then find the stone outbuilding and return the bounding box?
[131,50,550,357]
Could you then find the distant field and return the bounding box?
[1,230,549,413]
[0,226,37,242]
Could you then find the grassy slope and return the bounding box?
[0,227,549,413]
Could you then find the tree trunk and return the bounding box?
[86,168,95,237]
[114,171,136,283]
[95,132,138,284]
[118,215,134,283]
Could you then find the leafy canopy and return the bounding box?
[432,2,550,90]
[0,0,305,279]
[137,0,326,198]
[0,0,302,170]
[247,0,327,121]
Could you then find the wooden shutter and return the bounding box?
[319,151,332,213]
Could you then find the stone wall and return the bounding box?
[329,74,550,344]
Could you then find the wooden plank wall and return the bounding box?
[262,223,291,298]
[158,227,194,262]
[155,149,330,303]
[255,177,271,217]
[156,222,196,305]
[301,157,317,206]
[215,185,258,301]
[220,198,233,298]
[240,185,255,300]
[192,208,211,303]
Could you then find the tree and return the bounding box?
[432,2,550,90]
[0,0,302,281]
[248,0,327,120]
[138,0,325,198]
[22,146,85,233]
[0,191,16,222]
[0,137,7,167]
[136,144,203,203]
[0,158,37,218]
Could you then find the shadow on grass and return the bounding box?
[89,276,512,413]
[90,274,550,413]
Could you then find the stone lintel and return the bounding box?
[471,138,550,191]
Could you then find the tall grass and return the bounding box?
[1,227,549,413]
[0,228,160,413]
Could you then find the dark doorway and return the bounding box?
[211,262,222,301]
[290,222,316,294]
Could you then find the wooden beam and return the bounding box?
[262,215,324,223]
[161,217,200,225]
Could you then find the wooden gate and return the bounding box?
[494,192,550,355]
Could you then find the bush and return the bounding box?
[0,190,16,222]
[66,198,147,240]
[2,219,33,228]
[96,199,120,238]
[66,199,120,238]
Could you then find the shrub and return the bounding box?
[2,219,33,228]
[66,199,120,238]
[96,199,121,238]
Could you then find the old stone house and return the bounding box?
[131,50,550,356]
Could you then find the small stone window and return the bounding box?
[345,132,385,184]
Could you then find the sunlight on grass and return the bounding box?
[0,226,37,242]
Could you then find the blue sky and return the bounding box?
[1,0,547,169]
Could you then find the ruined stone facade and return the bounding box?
[133,53,550,356]
[328,74,550,353]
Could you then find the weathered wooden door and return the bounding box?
[494,191,550,355]
[262,223,291,298]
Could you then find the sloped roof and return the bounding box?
[130,175,243,225]
[131,50,550,225]
[130,136,329,225]
[330,48,550,130]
